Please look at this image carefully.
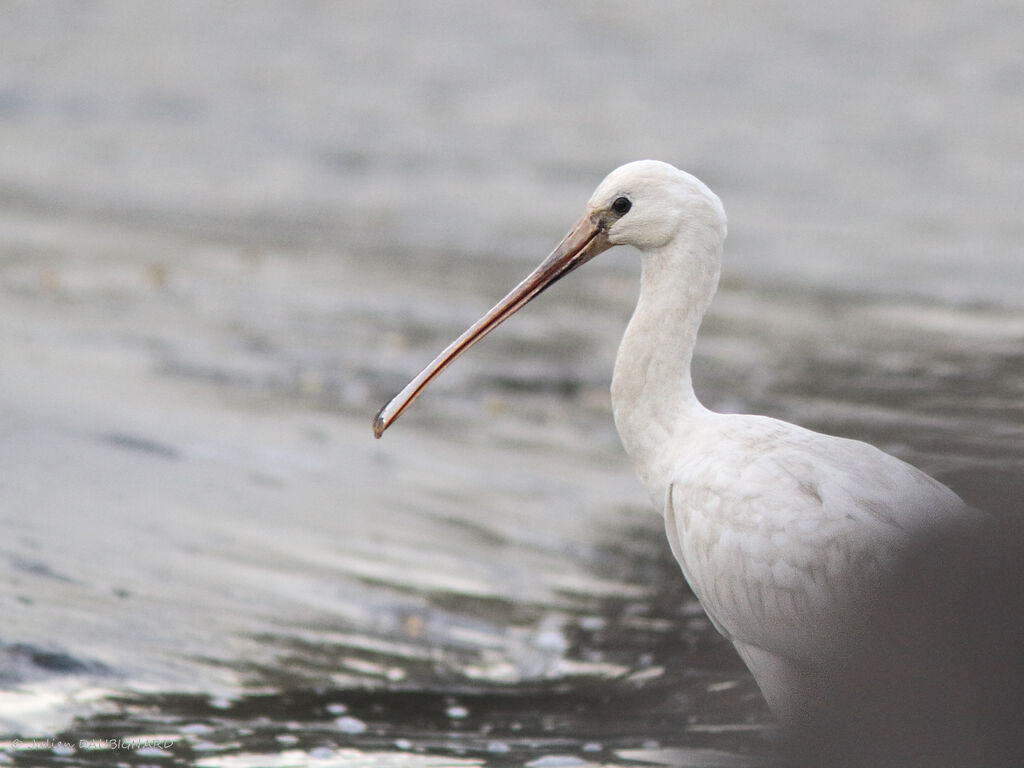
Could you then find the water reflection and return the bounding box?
[4,681,774,768]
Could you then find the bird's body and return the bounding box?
[373,160,988,734]
[639,408,972,720]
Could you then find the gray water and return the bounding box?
[1,2,1022,766]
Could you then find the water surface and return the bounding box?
[0,2,1022,766]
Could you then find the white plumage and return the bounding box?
[594,162,983,724]
[374,160,988,731]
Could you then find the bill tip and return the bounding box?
[372,405,388,439]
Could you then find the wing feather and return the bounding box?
[663,414,973,666]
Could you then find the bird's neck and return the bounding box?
[611,239,721,496]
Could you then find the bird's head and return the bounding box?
[586,159,727,252]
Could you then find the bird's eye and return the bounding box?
[611,196,632,215]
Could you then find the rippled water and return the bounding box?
[1,2,1022,767]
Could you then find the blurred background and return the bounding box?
[0,2,1021,766]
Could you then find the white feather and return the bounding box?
[599,161,985,724]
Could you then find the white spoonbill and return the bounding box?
[372,160,988,732]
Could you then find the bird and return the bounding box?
[373,161,1005,762]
